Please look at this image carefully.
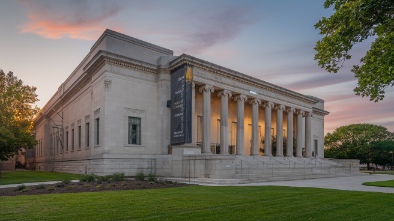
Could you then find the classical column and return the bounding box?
[192,83,196,145]
[286,107,294,157]
[295,110,304,157]
[218,90,232,154]
[250,98,261,156]
[263,101,273,157]
[234,94,247,155]
[304,111,312,158]
[275,104,285,157]
[199,84,214,154]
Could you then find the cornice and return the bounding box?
[312,107,330,116]
[169,54,319,105]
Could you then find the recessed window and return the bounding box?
[66,131,69,152]
[128,117,141,145]
[71,129,75,151]
[78,125,81,150]
[95,118,100,145]
[86,122,90,148]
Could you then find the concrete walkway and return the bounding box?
[235,174,394,193]
[0,180,80,189]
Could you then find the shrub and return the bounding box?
[62,178,71,184]
[80,174,96,182]
[97,175,111,183]
[21,188,30,192]
[56,182,66,188]
[15,184,26,191]
[135,171,145,181]
[35,184,46,190]
[112,172,125,181]
[147,173,157,182]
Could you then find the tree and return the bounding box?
[324,124,393,169]
[370,140,394,169]
[315,0,394,102]
[0,70,39,167]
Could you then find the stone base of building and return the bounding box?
[31,154,360,183]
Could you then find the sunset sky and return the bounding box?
[1,0,393,134]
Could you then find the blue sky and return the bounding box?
[0,0,393,134]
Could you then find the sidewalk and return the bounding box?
[236,174,394,193]
[0,180,80,189]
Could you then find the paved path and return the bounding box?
[236,174,394,193]
[0,180,79,189]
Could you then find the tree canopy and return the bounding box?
[0,70,39,161]
[324,124,394,169]
[315,0,394,102]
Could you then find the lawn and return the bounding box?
[0,171,83,185]
[1,185,394,221]
[363,180,394,188]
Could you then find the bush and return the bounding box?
[15,184,26,191]
[112,172,125,181]
[97,175,111,183]
[80,174,96,182]
[62,178,71,184]
[147,173,157,182]
[56,181,66,188]
[135,171,145,181]
[35,184,46,190]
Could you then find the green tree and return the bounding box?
[324,124,393,169]
[315,0,394,102]
[370,140,394,169]
[0,70,39,163]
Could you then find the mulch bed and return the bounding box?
[0,179,189,196]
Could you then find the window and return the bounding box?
[78,125,81,150]
[71,129,75,151]
[66,131,69,151]
[85,122,90,148]
[95,118,100,145]
[314,139,318,157]
[128,117,141,145]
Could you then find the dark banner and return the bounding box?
[170,64,192,145]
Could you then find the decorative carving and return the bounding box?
[233,94,247,102]
[94,108,100,115]
[302,111,312,118]
[249,98,261,105]
[198,84,214,93]
[104,79,112,89]
[285,107,295,113]
[274,104,285,111]
[262,101,274,108]
[77,119,81,124]
[217,89,232,98]
[296,109,304,115]
[85,115,90,121]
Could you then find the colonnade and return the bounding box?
[198,83,313,158]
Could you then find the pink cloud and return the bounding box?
[18,0,124,40]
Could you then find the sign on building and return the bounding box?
[170,64,193,145]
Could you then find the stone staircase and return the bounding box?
[233,156,358,182]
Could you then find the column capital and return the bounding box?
[274,104,285,110]
[295,109,304,115]
[249,98,261,105]
[285,107,295,113]
[303,111,312,118]
[217,89,232,98]
[199,84,214,93]
[262,101,274,108]
[192,82,196,88]
[233,94,247,102]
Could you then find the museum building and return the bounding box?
[33,29,356,181]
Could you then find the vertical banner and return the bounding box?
[170,64,193,145]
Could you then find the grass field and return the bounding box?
[0,171,83,185]
[363,180,394,188]
[1,185,394,221]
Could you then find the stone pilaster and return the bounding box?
[263,101,273,157]
[304,111,312,158]
[295,110,304,157]
[275,104,285,157]
[286,107,295,157]
[234,94,247,155]
[217,90,232,154]
[199,84,214,154]
[250,98,261,156]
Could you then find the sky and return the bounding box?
[0,0,393,134]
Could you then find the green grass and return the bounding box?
[363,180,394,188]
[361,170,394,175]
[1,186,394,221]
[0,171,83,185]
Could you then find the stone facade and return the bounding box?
[32,29,354,181]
